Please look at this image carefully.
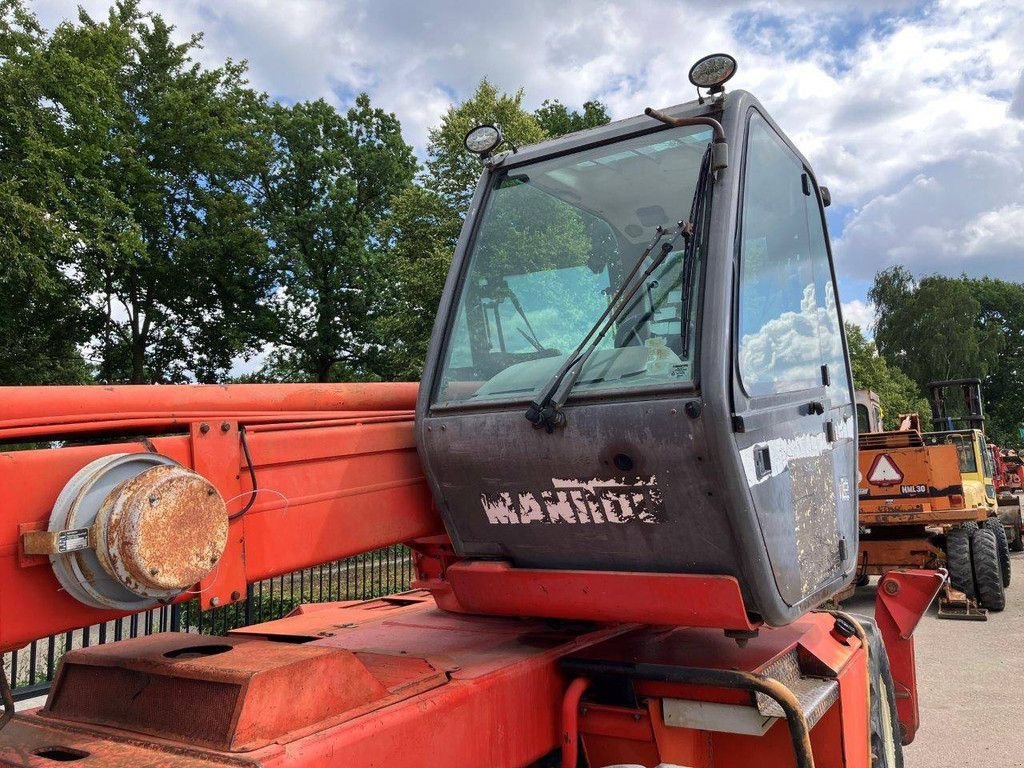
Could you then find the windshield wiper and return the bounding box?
[524,144,714,433]
[524,220,692,432]
[620,145,712,352]
[489,278,544,353]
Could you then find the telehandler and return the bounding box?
[0,54,941,767]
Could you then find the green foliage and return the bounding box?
[15,0,276,383]
[258,96,417,383]
[871,266,1001,385]
[870,267,1024,446]
[0,0,92,383]
[533,99,610,137]
[425,79,547,216]
[846,323,928,429]
[374,185,461,379]
[970,278,1024,447]
[2,4,620,389]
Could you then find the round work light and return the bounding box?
[464,124,504,155]
[688,53,738,90]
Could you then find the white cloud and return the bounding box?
[836,149,1024,279]
[31,0,1024,288]
[1012,69,1024,118]
[841,299,876,334]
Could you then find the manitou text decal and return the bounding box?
[481,477,664,525]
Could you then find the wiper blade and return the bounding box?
[525,220,692,431]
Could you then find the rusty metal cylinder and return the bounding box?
[46,453,228,611]
[95,464,227,598]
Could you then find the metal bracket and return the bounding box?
[192,421,246,610]
[21,526,93,556]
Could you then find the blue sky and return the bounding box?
[35,0,1024,335]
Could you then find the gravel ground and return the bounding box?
[845,552,1024,768]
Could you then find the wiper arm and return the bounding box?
[680,144,713,358]
[525,220,692,432]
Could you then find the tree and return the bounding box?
[871,266,1001,387]
[259,96,416,383]
[373,185,462,380]
[40,1,274,383]
[425,79,548,216]
[533,99,610,137]
[869,267,1024,445]
[971,278,1024,446]
[846,323,928,429]
[0,0,92,384]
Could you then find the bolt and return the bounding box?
[199,422,210,434]
[883,579,899,595]
[210,555,218,564]
[207,487,215,496]
[150,567,159,576]
[210,597,221,607]
[149,494,158,506]
[220,422,231,433]
[231,590,241,601]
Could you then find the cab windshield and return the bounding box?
[433,125,713,406]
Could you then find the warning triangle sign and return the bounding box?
[867,453,904,486]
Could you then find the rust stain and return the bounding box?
[106,465,228,593]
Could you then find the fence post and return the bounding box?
[245,583,254,626]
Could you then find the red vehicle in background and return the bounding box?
[991,444,1024,550]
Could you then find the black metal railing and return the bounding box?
[3,545,414,701]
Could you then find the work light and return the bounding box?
[688,53,737,91]
[464,124,504,156]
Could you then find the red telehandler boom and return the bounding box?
[0,55,941,767]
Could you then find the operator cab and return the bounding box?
[417,56,857,626]
[926,379,997,509]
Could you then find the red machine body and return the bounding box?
[991,444,1024,494]
[0,384,942,767]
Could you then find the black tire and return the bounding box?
[971,528,1006,612]
[945,527,975,599]
[984,517,1011,587]
[856,573,870,588]
[1008,512,1024,552]
[850,614,904,768]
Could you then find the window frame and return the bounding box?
[428,125,714,413]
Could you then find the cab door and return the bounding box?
[730,111,856,607]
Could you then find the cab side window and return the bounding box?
[738,113,847,399]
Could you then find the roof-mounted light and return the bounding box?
[688,53,737,92]
[464,124,504,156]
